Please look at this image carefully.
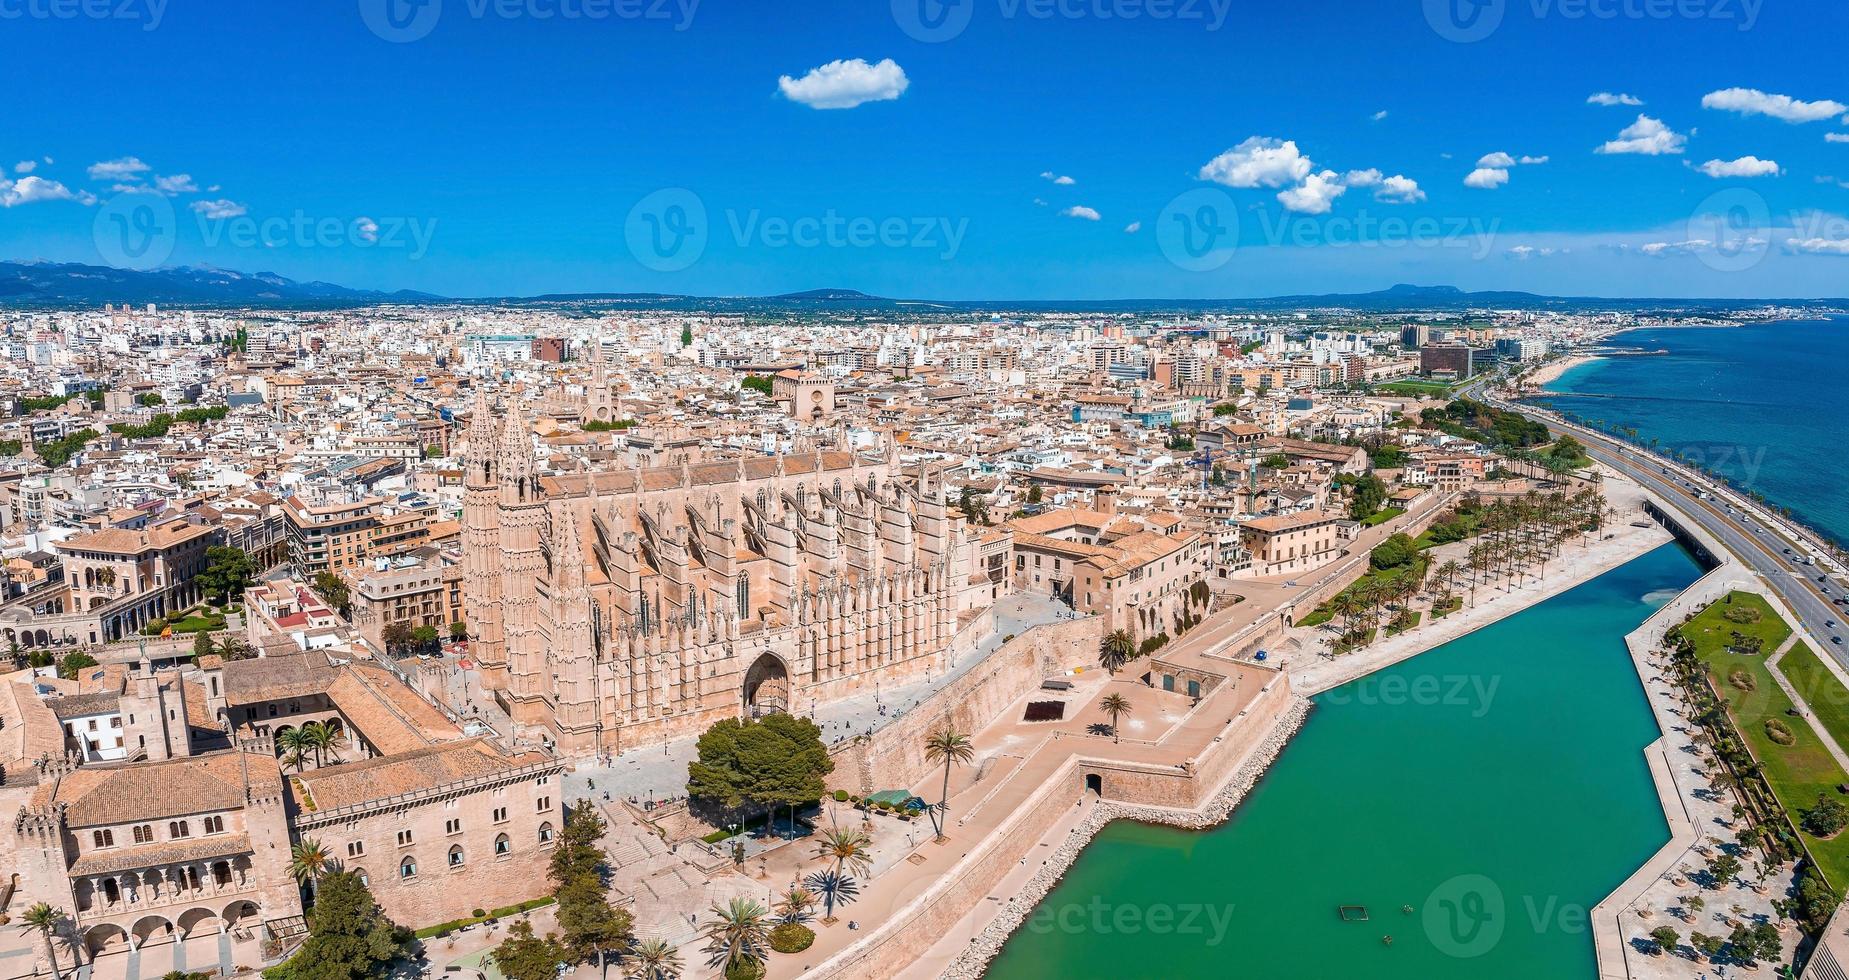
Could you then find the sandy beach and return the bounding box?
[1524,352,1602,389]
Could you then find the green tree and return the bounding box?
[740,376,773,396]
[268,870,409,980]
[685,713,833,829]
[680,325,694,347]
[1649,925,1679,956]
[201,539,258,602]
[810,826,873,921]
[409,625,438,652]
[556,877,635,979]
[1801,793,1849,837]
[290,838,335,884]
[18,903,68,980]
[700,898,770,979]
[449,621,468,642]
[1099,693,1132,744]
[301,721,336,768]
[491,920,571,980]
[277,728,311,773]
[193,630,215,660]
[1369,533,1419,571]
[381,620,414,654]
[312,571,351,617]
[1098,629,1134,674]
[56,652,98,680]
[922,728,974,841]
[624,939,682,980]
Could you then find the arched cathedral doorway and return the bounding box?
[743,653,790,718]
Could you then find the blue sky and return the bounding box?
[3,0,1848,299]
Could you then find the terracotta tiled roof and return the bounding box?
[222,651,337,705]
[324,665,459,755]
[293,738,548,812]
[48,750,279,827]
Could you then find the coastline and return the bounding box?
[1525,352,1602,388]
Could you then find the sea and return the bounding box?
[1528,315,1849,548]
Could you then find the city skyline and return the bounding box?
[3,1,1848,298]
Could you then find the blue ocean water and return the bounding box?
[1531,317,1849,547]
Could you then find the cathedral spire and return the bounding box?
[498,399,537,504]
[467,385,497,486]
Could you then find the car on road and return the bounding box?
[1835,636,1844,646]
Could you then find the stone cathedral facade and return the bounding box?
[460,390,998,756]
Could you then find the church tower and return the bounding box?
[463,387,509,690]
[495,403,551,724]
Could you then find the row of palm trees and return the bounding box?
[1324,488,1611,650]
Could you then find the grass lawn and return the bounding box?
[1778,643,1849,758]
[1387,611,1422,636]
[1360,507,1405,528]
[1297,607,1334,628]
[1677,592,1849,884]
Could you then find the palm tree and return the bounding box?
[1098,629,1134,674]
[276,727,308,770]
[812,825,874,921]
[18,904,67,980]
[625,939,682,980]
[772,886,816,925]
[1099,693,1132,743]
[289,838,334,885]
[300,721,335,768]
[922,728,975,841]
[700,898,770,977]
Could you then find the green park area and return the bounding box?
[1675,591,1849,884]
[1777,643,1849,759]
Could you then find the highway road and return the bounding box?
[1465,373,1849,671]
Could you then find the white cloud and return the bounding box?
[1342,168,1381,187]
[1596,115,1687,155]
[88,156,151,181]
[1374,174,1426,204]
[1477,151,1517,169]
[1039,172,1076,185]
[189,199,247,219]
[1519,155,1549,165]
[1827,133,1849,144]
[1787,237,1849,255]
[1640,239,1713,256]
[355,217,380,242]
[1508,246,1568,259]
[1123,221,1141,233]
[1464,167,1510,189]
[1588,92,1644,107]
[154,174,199,195]
[1198,137,1313,189]
[14,161,35,174]
[1370,110,1389,121]
[1702,87,1847,124]
[1277,169,1348,214]
[0,176,94,207]
[1059,205,1100,221]
[1694,156,1780,178]
[777,58,909,110]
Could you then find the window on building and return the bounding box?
[203,816,224,834]
[348,841,365,858]
[396,830,414,847]
[92,829,114,848]
[445,818,461,835]
[448,845,465,868]
[400,857,417,879]
[132,824,152,844]
[169,821,190,839]
[536,796,550,812]
[495,834,511,857]
[537,822,554,845]
[492,806,508,823]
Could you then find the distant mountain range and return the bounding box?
[1,261,1843,313]
[0,261,442,306]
